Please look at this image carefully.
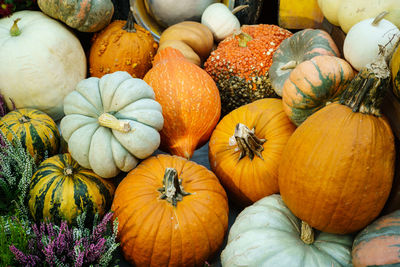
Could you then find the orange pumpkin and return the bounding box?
[89,11,158,78]
[279,52,395,234]
[112,154,229,267]
[143,47,221,159]
[209,98,296,207]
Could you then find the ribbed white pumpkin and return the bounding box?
[60,71,163,178]
[0,11,86,120]
[221,194,353,267]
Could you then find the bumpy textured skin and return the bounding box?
[28,153,115,224]
[38,0,114,32]
[0,108,60,163]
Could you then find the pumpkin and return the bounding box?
[28,153,115,224]
[204,24,292,115]
[269,28,341,97]
[282,55,355,126]
[279,0,324,29]
[112,154,229,267]
[157,39,201,66]
[343,12,400,71]
[221,194,353,266]
[37,0,114,32]
[352,209,400,267]
[317,0,400,33]
[89,10,158,78]
[60,71,163,178]
[208,98,295,207]
[390,43,400,99]
[279,49,395,234]
[0,11,86,120]
[0,108,60,163]
[158,21,213,64]
[143,47,220,159]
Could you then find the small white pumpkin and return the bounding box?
[344,12,400,71]
[60,71,164,178]
[201,3,242,42]
[221,194,353,267]
[0,11,86,120]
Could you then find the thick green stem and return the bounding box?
[301,221,314,245]
[98,113,131,133]
[234,123,266,160]
[122,10,136,33]
[10,18,21,37]
[236,32,253,47]
[158,168,191,207]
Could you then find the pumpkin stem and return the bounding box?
[300,221,314,245]
[157,168,191,207]
[280,60,298,71]
[233,123,266,160]
[372,11,389,26]
[122,10,137,33]
[18,115,30,123]
[10,18,21,37]
[235,32,253,47]
[231,5,249,15]
[98,113,132,133]
[63,165,74,176]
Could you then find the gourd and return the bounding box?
[60,71,163,178]
[112,154,229,267]
[269,28,341,97]
[37,0,114,32]
[0,108,60,163]
[28,153,115,224]
[279,47,395,234]
[89,10,158,78]
[343,12,400,71]
[208,98,295,207]
[221,194,353,267]
[0,11,86,120]
[158,21,213,65]
[279,0,324,29]
[282,55,355,126]
[204,24,292,115]
[317,0,400,33]
[352,209,400,267]
[390,43,400,99]
[143,48,220,159]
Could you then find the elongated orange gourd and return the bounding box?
[143,47,221,159]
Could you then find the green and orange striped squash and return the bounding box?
[37,0,114,32]
[269,29,341,97]
[390,43,400,99]
[28,153,115,224]
[0,108,60,163]
[282,55,355,126]
[352,209,400,266]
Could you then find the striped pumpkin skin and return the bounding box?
[352,210,400,266]
[28,153,115,224]
[282,55,354,126]
[0,108,60,163]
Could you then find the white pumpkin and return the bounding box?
[201,3,240,42]
[221,194,353,267]
[60,71,164,178]
[344,13,400,71]
[0,11,86,120]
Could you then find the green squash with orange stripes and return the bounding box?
[0,108,60,163]
[28,153,115,224]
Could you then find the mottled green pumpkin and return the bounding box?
[38,0,114,32]
[0,108,60,163]
[270,29,341,97]
[28,153,115,224]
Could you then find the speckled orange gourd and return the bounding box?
[89,11,158,78]
[143,47,221,159]
[204,24,292,115]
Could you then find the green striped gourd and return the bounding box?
[28,153,115,224]
[0,108,60,163]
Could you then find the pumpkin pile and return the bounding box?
[1,1,400,266]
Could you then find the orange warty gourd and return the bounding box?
[278,50,395,234]
[112,154,229,267]
[89,11,158,78]
[209,98,296,207]
[143,47,221,159]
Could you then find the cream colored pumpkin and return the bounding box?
[0,11,86,120]
[60,71,163,178]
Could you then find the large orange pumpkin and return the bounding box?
[278,52,395,234]
[143,47,221,159]
[112,154,229,267]
[89,11,158,78]
[209,98,296,207]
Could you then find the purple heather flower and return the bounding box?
[9,245,40,267]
